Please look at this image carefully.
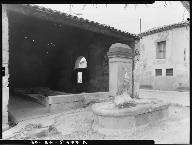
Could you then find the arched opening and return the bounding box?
[73,56,88,93]
[74,56,87,69]
[75,56,87,84]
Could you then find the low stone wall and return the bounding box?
[27,94,49,107]
[48,92,110,113]
[14,89,110,114]
[14,90,49,107]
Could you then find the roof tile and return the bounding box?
[139,21,189,37]
[8,4,140,40]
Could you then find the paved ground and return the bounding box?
[139,89,190,107]
[8,89,189,124]
[4,104,189,143]
[8,95,50,123]
[5,89,190,143]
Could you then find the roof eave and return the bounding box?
[6,4,139,41]
[139,22,189,37]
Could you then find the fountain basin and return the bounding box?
[92,100,170,135]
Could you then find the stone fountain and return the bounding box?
[91,43,170,136]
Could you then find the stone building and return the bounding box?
[138,21,190,91]
[2,4,139,131]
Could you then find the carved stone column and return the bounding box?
[107,43,133,97]
[2,4,10,132]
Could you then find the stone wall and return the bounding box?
[2,4,10,131]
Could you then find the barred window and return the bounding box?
[155,69,162,76]
[156,41,166,59]
[166,68,173,76]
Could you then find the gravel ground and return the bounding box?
[6,103,189,144]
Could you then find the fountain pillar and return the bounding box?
[107,43,133,97]
[92,43,169,135]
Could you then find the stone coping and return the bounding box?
[49,92,108,98]
[92,101,170,117]
[48,92,109,104]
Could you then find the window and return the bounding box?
[155,69,162,76]
[166,68,173,76]
[77,72,82,83]
[156,41,166,59]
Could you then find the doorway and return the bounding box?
[74,56,88,93]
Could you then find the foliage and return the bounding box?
[134,47,140,62]
[180,1,190,12]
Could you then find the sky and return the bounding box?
[36,2,189,34]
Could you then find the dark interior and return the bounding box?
[8,10,129,94]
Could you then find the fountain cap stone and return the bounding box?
[107,43,133,59]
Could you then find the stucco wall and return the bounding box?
[139,26,189,91]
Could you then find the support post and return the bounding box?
[2,4,10,132]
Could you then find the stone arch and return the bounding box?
[74,56,87,69]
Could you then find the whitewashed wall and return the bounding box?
[139,25,189,90]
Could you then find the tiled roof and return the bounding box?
[139,21,190,37]
[6,4,140,40]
